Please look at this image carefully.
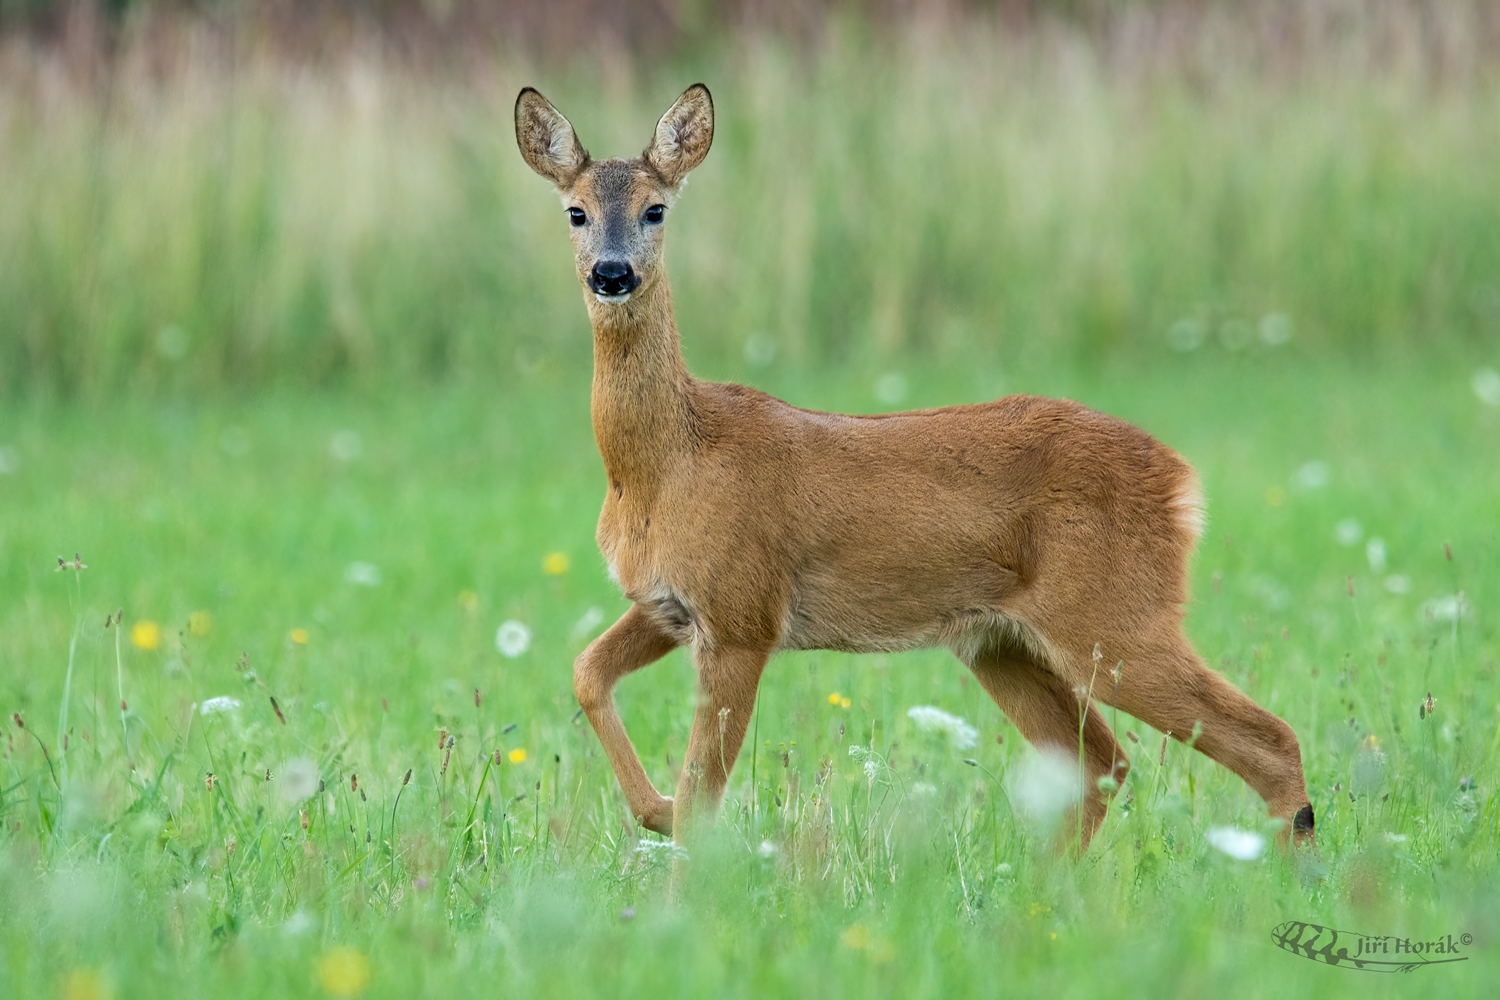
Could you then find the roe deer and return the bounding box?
[514,83,1315,851]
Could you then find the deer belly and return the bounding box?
[777,556,1022,654]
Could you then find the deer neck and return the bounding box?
[587,277,694,496]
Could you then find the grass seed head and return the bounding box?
[402,768,412,786]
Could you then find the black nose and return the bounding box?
[591,260,638,296]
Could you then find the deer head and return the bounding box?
[515,84,714,305]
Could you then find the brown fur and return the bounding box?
[515,84,1314,850]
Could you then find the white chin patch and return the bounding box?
[594,291,632,305]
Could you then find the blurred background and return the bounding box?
[1,0,1497,399]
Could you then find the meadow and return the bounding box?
[2,5,1500,998]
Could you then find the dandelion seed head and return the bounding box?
[495,620,531,658]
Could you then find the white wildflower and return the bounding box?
[1473,368,1500,407]
[495,620,532,658]
[282,911,314,936]
[1005,747,1080,829]
[329,430,362,462]
[1167,317,1205,352]
[906,705,979,750]
[1421,594,1466,624]
[874,372,908,405]
[1334,518,1363,546]
[634,840,689,863]
[1258,313,1293,346]
[1291,460,1329,491]
[199,696,242,716]
[344,562,381,586]
[847,745,888,783]
[570,606,605,641]
[276,757,319,806]
[1205,825,1266,861]
[757,840,778,859]
[1365,537,1387,573]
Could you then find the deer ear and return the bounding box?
[515,88,589,189]
[644,84,714,189]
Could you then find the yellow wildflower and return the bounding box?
[542,552,570,575]
[290,628,309,645]
[130,621,161,651]
[62,970,112,1000]
[315,947,371,997]
[508,748,527,764]
[840,923,871,950]
[828,692,841,705]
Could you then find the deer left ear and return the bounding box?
[644,84,714,189]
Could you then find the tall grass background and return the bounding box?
[2,0,1499,398]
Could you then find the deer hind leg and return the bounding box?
[965,644,1129,852]
[671,645,771,845]
[1094,630,1314,846]
[574,604,681,835]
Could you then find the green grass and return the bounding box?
[4,10,1500,995]
[2,354,1497,998]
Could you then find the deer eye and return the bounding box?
[568,208,587,226]
[643,205,666,225]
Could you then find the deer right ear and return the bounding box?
[515,88,589,189]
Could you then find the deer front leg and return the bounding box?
[574,605,681,835]
[671,645,770,845]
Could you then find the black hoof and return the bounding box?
[1293,804,1315,832]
